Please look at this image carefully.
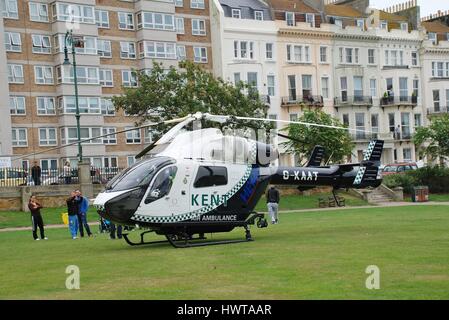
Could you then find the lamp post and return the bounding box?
[63,30,83,164]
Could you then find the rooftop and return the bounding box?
[421,20,449,33]
[268,0,319,13]
[324,4,364,18]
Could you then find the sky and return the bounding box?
[369,0,446,18]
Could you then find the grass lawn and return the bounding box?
[1,205,448,299]
[0,207,99,229]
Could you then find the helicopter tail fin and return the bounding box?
[306,145,325,167]
[353,140,384,186]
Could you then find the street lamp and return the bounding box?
[64,30,83,164]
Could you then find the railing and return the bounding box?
[0,167,79,187]
[427,106,449,115]
[350,132,400,142]
[281,95,323,106]
[90,167,123,184]
[334,96,373,106]
[380,95,418,106]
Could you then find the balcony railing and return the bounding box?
[281,95,323,106]
[350,131,409,142]
[334,96,373,106]
[427,106,449,116]
[380,95,418,107]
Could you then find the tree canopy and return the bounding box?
[112,61,269,137]
[282,110,355,165]
[414,115,449,163]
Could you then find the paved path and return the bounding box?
[1,202,448,233]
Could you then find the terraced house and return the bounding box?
[0,0,212,171]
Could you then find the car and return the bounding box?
[382,163,418,176]
[0,168,28,187]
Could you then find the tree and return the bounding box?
[112,61,269,137]
[282,110,354,165]
[414,115,449,163]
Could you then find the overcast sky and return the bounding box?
[369,0,446,17]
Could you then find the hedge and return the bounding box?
[383,166,449,194]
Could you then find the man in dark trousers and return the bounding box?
[109,223,122,240]
[67,191,81,239]
[30,161,41,186]
[28,196,47,240]
[266,186,280,224]
[75,190,92,237]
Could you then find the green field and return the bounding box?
[1,205,449,299]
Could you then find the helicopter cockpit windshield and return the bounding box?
[105,156,175,192]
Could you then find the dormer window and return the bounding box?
[334,18,342,27]
[286,11,295,26]
[400,22,408,31]
[356,19,364,30]
[428,32,437,44]
[380,21,388,30]
[254,11,263,21]
[306,13,315,27]
[231,9,241,19]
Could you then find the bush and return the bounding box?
[383,166,449,194]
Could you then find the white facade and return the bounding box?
[0,16,12,157]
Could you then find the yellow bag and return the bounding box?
[61,213,69,225]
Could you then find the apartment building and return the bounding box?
[1,0,211,171]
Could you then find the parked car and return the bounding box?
[382,163,418,176]
[0,168,28,187]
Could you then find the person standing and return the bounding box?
[28,196,47,240]
[266,186,280,224]
[75,190,92,237]
[30,161,41,186]
[109,223,122,240]
[67,191,81,239]
[64,162,72,184]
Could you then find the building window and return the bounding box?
[59,96,100,114]
[399,77,408,101]
[99,69,113,87]
[53,34,96,55]
[97,40,112,57]
[175,17,184,34]
[56,65,98,84]
[371,114,379,136]
[194,47,207,63]
[102,127,117,144]
[266,43,273,60]
[356,19,364,30]
[353,76,363,98]
[34,66,53,84]
[287,75,296,101]
[7,64,24,83]
[355,113,365,140]
[428,32,437,44]
[301,75,312,97]
[61,127,102,145]
[400,22,408,31]
[120,42,136,59]
[255,11,263,21]
[403,148,412,161]
[32,34,51,54]
[384,50,405,66]
[144,128,153,144]
[95,10,109,28]
[247,72,258,92]
[177,45,186,60]
[4,31,21,52]
[401,113,411,139]
[122,70,138,87]
[411,52,418,66]
[138,41,176,59]
[340,77,348,102]
[286,12,295,26]
[234,41,254,60]
[231,9,241,19]
[267,75,275,97]
[40,159,58,173]
[306,13,315,27]
[29,2,48,22]
[433,90,440,112]
[334,18,342,27]
[52,3,94,23]
[339,48,359,65]
[118,12,134,30]
[136,12,175,30]
[192,19,206,35]
[380,21,388,30]
[191,0,205,9]
[342,114,349,127]
[12,128,27,146]
[286,44,311,63]
[370,79,377,97]
[321,77,329,99]
[431,62,448,78]
[446,89,449,109]
[233,73,241,86]
[127,156,136,167]
[320,46,327,63]
[1,0,18,19]
[9,96,25,115]
[414,114,422,128]
[368,49,375,64]
[39,128,57,146]
[175,0,184,7]
[37,97,55,115]
[413,79,419,98]
[126,128,141,144]
[101,98,115,116]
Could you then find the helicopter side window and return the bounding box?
[145,166,178,204]
[194,166,228,188]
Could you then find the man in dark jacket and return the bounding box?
[266,186,280,224]
[30,161,41,186]
[28,196,47,240]
[67,191,81,239]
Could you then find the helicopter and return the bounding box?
[93,112,384,248]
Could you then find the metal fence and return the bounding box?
[0,167,124,187]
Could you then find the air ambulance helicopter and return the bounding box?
[93,112,384,248]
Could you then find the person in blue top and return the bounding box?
[75,190,92,237]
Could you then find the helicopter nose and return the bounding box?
[95,188,146,224]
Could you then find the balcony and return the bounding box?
[427,106,449,116]
[380,95,418,109]
[334,96,373,107]
[281,95,323,107]
[351,132,407,142]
